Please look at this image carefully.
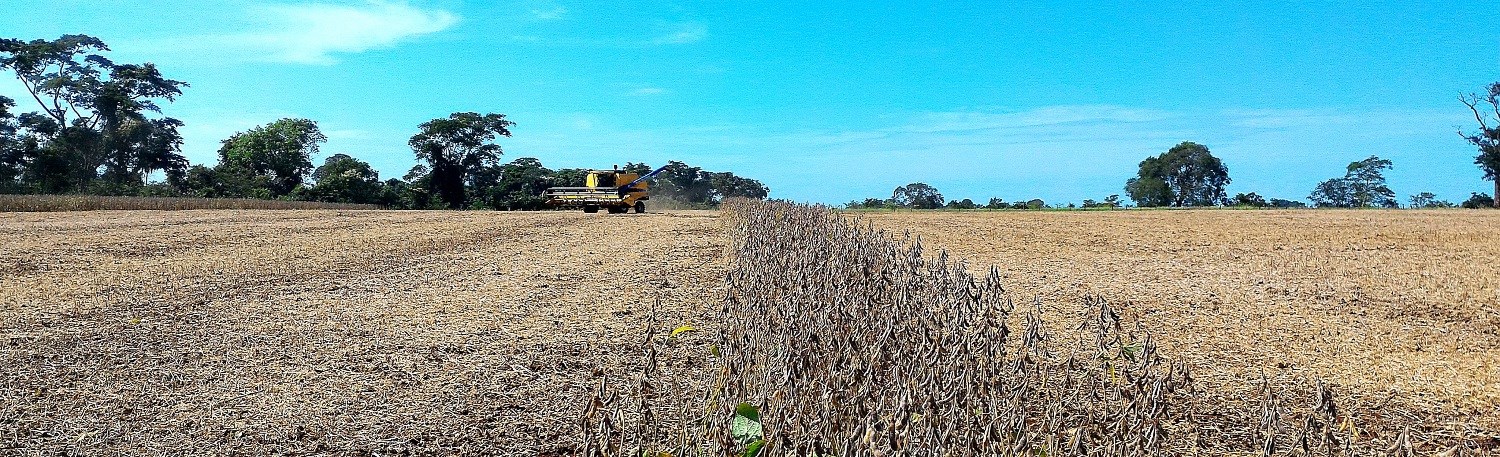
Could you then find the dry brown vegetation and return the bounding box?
[584,202,1498,456]
[858,209,1500,449]
[0,194,380,211]
[1,209,725,454]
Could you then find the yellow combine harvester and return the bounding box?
[542,165,669,213]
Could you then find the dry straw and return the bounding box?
[579,199,1492,456]
[0,194,380,211]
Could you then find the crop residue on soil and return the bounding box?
[0,210,727,454]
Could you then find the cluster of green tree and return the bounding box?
[617,161,769,208]
[0,36,188,196]
[155,113,763,210]
[1227,192,1306,208]
[1384,191,1492,209]
[844,182,1052,210]
[1461,83,1500,208]
[1122,141,1496,209]
[1124,142,1231,207]
[0,35,768,210]
[847,141,1474,211]
[1307,156,1398,207]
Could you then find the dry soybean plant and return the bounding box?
[579,199,1486,456]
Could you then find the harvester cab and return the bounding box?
[542,164,670,214]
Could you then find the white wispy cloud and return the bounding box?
[530,6,567,20]
[132,1,458,65]
[652,22,707,44]
[899,106,1176,133]
[249,1,458,64]
[501,17,707,47]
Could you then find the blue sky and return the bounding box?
[3,1,1497,205]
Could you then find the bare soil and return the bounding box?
[0,210,727,455]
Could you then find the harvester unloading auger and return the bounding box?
[541,165,669,213]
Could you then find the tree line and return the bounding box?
[850,121,1500,210]
[850,142,1496,210]
[0,35,767,210]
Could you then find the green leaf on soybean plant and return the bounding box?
[744,439,766,457]
[1120,341,1142,362]
[732,402,763,444]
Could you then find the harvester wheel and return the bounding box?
[634,201,646,213]
[607,206,626,214]
[583,205,599,213]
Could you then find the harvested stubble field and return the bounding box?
[0,209,727,454]
[4,206,1499,455]
[0,194,382,212]
[859,209,1500,448]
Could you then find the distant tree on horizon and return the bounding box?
[216,118,326,198]
[1268,198,1307,208]
[1232,192,1268,207]
[1308,156,1397,208]
[1461,192,1494,209]
[891,182,944,209]
[306,153,383,205]
[945,198,977,209]
[1408,191,1454,208]
[1124,141,1230,207]
[624,161,768,206]
[710,172,770,200]
[1459,82,1500,208]
[410,112,514,209]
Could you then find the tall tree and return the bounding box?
[654,161,713,203]
[398,164,438,209]
[307,153,383,204]
[481,157,553,210]
[409,112,514,209]
[1308,156,1397,208]
[1460,82,1500,208]
[1461,192,1495,209]
[0,35,188,192]
[0,96,22,191]
[216,118,325,197]
[551,167,589,187]
[1125,142,1231,207]
[709,171,770,200]
[891,182,944,209]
